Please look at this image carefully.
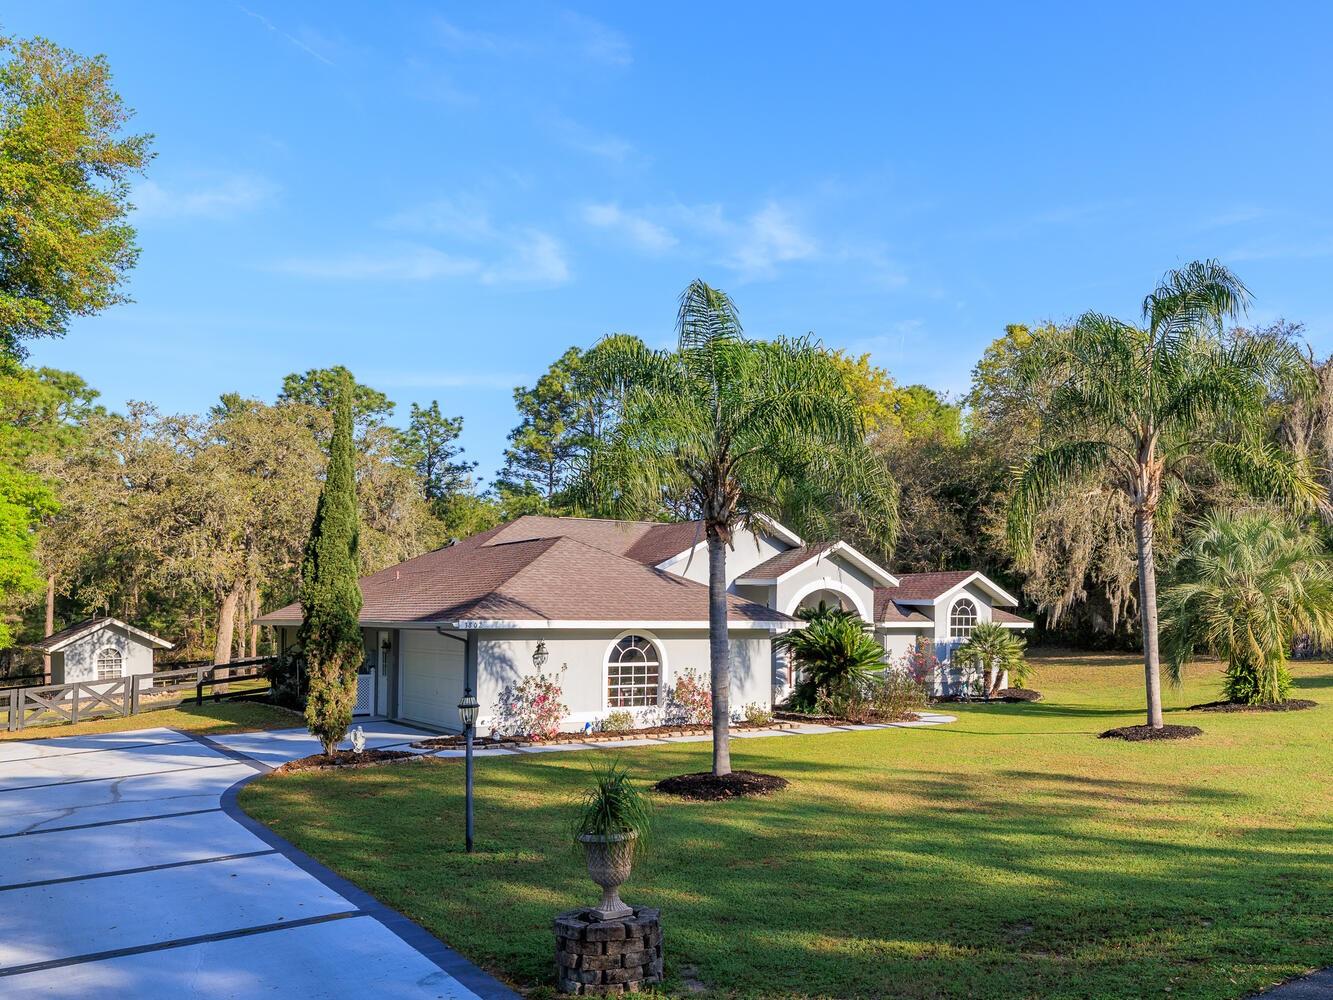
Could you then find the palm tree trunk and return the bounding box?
[1134,507,1165,728]
[706,528,732,777]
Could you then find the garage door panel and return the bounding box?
[399,630,464,730]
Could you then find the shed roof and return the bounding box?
[29,618,174,653]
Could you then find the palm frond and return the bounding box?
[1006,440,1113,555]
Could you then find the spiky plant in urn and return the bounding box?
[572,763,651,919]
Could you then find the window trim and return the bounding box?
[949,598,978,640]
[603,630,668,711]
[96,646,125,681]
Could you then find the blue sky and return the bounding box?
[14,2,1333,482]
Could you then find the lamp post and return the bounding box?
[457,688,479,853]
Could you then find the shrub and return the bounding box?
[601,710,636,733]
[493,665,568,740]
[741,702,774,726]
[667,669,712,724]
[814,672,927,723]
[868,671,928,719]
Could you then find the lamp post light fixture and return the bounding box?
[457,688,480,853]
[532,640,549,669]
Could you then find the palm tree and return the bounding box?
[579,280,898,776]
[953,621,1029,698]
[1162,511,1333,704]
[775,609,884,711]
[1008,260,1322,729]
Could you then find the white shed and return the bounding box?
[31,618,173,688]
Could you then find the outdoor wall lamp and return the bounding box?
[380,636,392,653]
[532,640,549,669]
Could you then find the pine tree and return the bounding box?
[298,369,364,755]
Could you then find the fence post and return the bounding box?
[196,666,206,707]
[129,674,140,716]
[6,690,15,732]
[71,684,80,725]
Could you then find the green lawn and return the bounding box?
[0,699,299,741]
[238,655,1333,999]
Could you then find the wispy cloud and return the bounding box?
[723,203,819,279]
[561,11,632,67]
[582,203,677,252]
[431,12,630,67]
[237,5,335,66]
[278,197,570,286]
[1227,237,1333,263]
[134,174,276,221]
[551,116,637,163]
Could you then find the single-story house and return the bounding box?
[257,515,1030,734]
[28,618,173,688]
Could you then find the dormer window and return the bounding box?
[949,598,977,639]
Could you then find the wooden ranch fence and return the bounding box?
[3,657,276,732]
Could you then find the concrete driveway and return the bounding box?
[0,723,518,999]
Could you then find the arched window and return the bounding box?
[607,635,661,707]
[96,647,124,681]
[949,599,977,639]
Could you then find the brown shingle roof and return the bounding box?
[483,515,703,566]
[992,608,1033,626]
[737,543,834,581]
[888,571,975,601]
[257,516,791,627]
[872,589,932,624]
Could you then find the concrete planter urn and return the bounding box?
[577,830,638,921]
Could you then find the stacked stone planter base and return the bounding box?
[555,906,663,995]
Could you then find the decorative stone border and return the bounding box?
[555,906,662,996]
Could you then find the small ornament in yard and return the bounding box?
[349,725,366,754]
[555,763,662,994]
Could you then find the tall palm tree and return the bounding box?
[579,280,898,776]
[1162,510,1333,704]
[1008,261,1321,728]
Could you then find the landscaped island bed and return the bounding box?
[238,654,1333,999]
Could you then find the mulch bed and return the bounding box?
[1188,699,1318,713]
[411,735,523,750]
[654,770,790,801]
[1099,724,1203,741]
[274,748,418,773]
[994,688,1043,702]
[413,722,792,750]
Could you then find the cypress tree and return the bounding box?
[298,369,364,755]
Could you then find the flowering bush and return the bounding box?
[666,669,712,725]
[900,645,939,687]
[491,665,568,740]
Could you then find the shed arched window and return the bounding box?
[949,599,977,639]
[607,635,660,707]
[96,647,124,680]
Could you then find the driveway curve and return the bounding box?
[0,723,517,1000]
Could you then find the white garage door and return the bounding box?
[398,629,465,731]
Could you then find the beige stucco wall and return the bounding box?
[470,627,777,732]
